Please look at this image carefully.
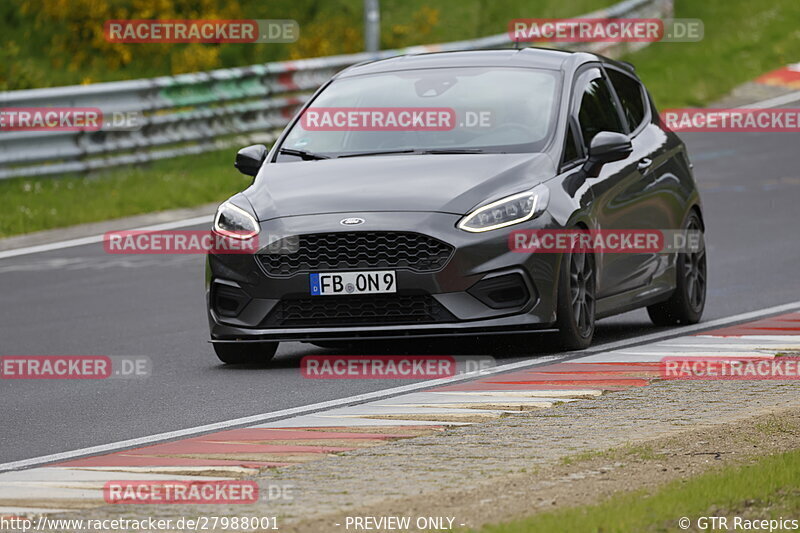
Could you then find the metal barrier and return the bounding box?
[0,0,672,180]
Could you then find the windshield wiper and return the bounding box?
[278,148,329,160]
[419,148,486,154]
[337,148,486,159]
[337,149,418,159]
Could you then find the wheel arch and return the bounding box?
[689,204,705,231]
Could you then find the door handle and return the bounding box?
[637,157,653,170]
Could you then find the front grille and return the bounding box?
[257,232,454,277]
[262,293,455,327]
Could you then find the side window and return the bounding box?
[577,75,624,147]
[562,121,579,165]
[608,70,647,132]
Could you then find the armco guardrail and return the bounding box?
[0,0,671,180]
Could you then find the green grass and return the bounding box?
[0,0,606,90]
[628,0,800,108]
[476,448,800,533]
[0,149,241,237]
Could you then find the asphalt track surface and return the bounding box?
[1,125,799,464]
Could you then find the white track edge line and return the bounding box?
[0,215,212,260]
[2,299,799,473]
[0,355,561,473]
[738,90,800,109]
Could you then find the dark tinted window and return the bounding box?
[577,76,624,147]
[281,67,560,156]
[562,122,579,164]
[608,70,646,131]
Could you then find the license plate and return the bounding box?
[310,271,396,296]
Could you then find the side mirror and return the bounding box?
[234,144,268,177]
[582,132,633,177]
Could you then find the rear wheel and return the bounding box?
[647,213,706,325]
[555,245,596,351]
[213,342,278,365]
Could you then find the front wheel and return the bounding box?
[647,213,706,326]
[555,247,596,351]
[213,342,278,365]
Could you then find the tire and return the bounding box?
[647,213,706,326]
[213,342,278,365]
[555,243,596,351]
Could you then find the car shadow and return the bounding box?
[225,314,669,371]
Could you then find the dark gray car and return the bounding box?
[206,47,706,364]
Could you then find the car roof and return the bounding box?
[336,47,636,79]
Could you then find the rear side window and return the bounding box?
[608,70,646,132]
[577,76,624,146]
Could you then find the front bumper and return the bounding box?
[206,211,563,342]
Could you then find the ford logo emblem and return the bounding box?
[340,217,365,226]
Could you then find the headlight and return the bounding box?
[457,185,549,233]
[213,202,260,239]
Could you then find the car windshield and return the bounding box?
[279,67,560,158]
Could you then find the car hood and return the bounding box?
[244,152,556,221]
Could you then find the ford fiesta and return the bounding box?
[206,48,706,364]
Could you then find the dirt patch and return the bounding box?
[286,408,800,532]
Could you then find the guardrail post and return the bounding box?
[364,0,381,53]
